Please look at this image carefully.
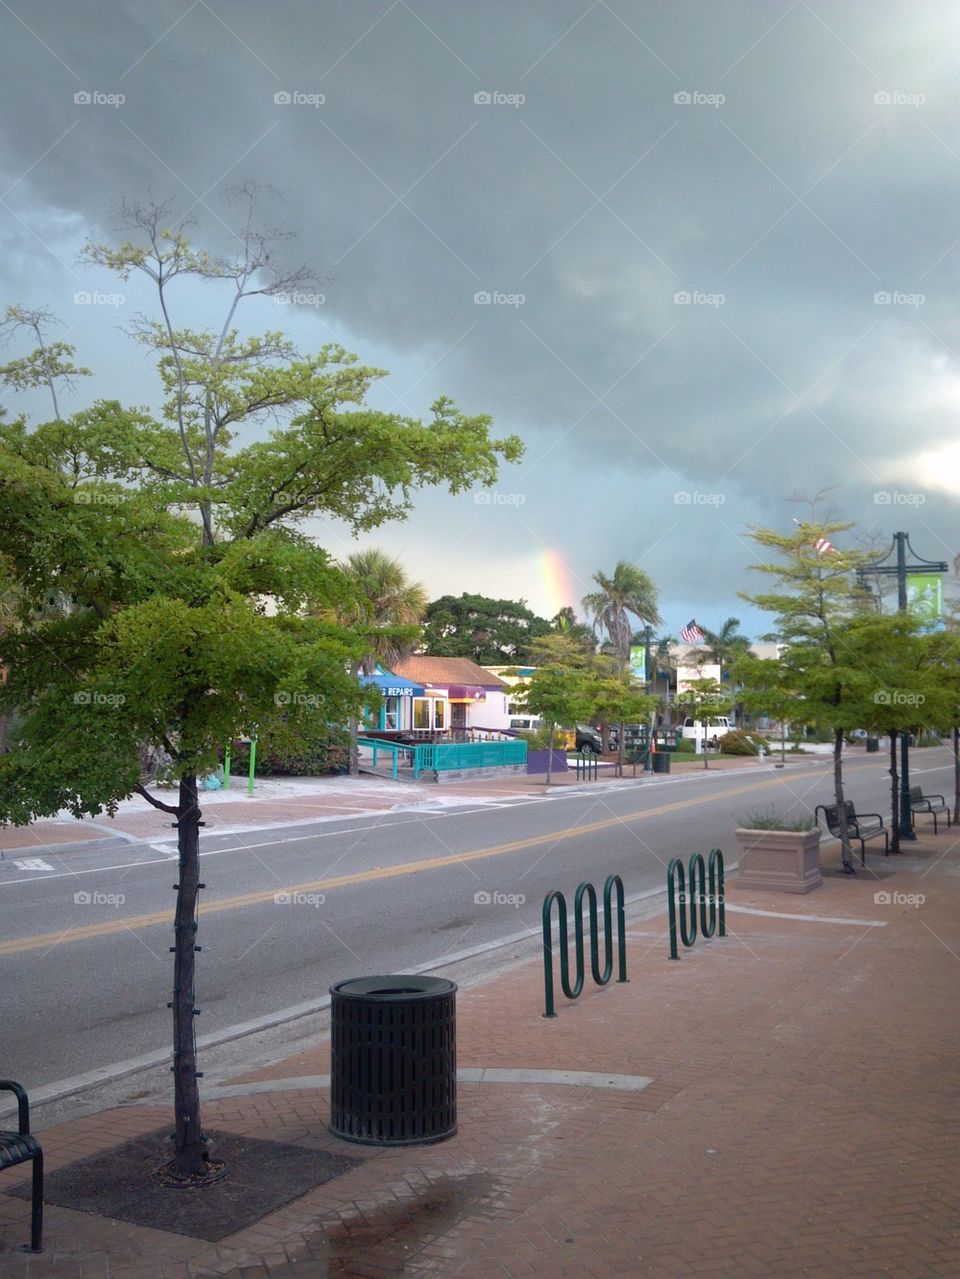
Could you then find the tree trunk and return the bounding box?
[172,775,206,1175]
[833,728,853,871]
[953,726,959,827]
[546,724,554,787]
[889,729,900,854]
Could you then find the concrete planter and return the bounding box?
[735,827,822,894]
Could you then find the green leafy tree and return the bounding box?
[0,305,91,421]
[421,593,551,664]
[677,677,732,770]
[740,521,873,867]
[0,199,520,1179]
[582,561,661,674]
[587,676,657,776]
[514,666,593,786]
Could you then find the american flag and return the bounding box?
[680,619,704,644]
[813,537,834,555]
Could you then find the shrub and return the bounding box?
[718,729,766,756]
[739,806,816,831]
[229,723,350,777]
[674,737,697,753]
[517,725,559,751]
[915,730,944,748]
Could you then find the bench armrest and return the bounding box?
[924,793,946,804]
[0,1081,29,1135]
[856,812,884,824]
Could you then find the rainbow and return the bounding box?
[537,547,579,619]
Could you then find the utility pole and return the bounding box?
[859,532,947,841]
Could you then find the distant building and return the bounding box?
[390,656,510,733]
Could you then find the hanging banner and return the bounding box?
[906,574,943,626]
[629,644,646,683]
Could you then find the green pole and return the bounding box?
[223,743,231,790]
[248,738,257,796]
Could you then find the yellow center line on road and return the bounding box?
[1,772,811,957]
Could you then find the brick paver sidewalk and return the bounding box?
[3,818,956,1276]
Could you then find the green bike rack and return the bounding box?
[541,874,627,1018]
[667,849,725,960]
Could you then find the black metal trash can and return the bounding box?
[866,736,880,753]
[329,975,457,1146]
[651,751,671,773]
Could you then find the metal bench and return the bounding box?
[0,1080,43,1252]
[909,785,953,834]
[815,801,889,866]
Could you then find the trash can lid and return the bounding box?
[330,974,458,1000]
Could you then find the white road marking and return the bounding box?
[11,858,55,872]
[726,905,887,927]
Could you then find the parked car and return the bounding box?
[575,724,603,754]
[680,716,733,747]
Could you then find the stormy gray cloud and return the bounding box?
[1,0,958,629]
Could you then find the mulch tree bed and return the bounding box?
[9,1127,359,1242]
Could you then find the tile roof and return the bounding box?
[392,655,508,689]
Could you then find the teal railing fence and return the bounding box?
[541,875,627,1017]
[358,736,527,780]
[666,849,725,960]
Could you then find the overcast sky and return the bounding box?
[2,0,958,638]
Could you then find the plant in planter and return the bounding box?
[735,806,822,894]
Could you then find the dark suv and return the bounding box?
[575,724,603,754]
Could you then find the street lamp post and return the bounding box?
[858,532,947,842]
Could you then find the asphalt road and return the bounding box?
[2,750,953,1095]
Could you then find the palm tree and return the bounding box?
[334,550,428,776]
[582,562,661,674]
[549,606,596,658]
[339,549,428,675]
[699,617,751,670]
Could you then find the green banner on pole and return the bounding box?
[906,573,943,625]
[629,644,646,683]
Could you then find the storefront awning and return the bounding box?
[447,685,487,701]
[359,669,425,698]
